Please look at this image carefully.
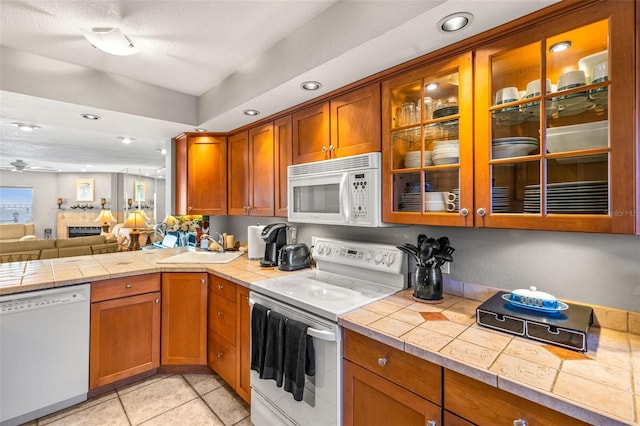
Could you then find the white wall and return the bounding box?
[228,216,640,312]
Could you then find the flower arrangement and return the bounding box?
[164,215,199,233]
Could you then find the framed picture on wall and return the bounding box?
[134,181,146,202]
[76,178,94,201]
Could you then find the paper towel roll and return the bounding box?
[248,225,266,260]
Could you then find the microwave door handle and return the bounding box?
[340,173,350,222]
[249,298,337,342]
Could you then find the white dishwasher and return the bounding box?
[0,284,90,426]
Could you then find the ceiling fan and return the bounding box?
[0,159,60,173]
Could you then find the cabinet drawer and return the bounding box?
[209,293,236,344]
[92,273,161,302]
[444,369,589,425]
[209,275,236,302]
[343,329,441,405]
[208,333,236,387]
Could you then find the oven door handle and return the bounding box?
[249,297,337,342]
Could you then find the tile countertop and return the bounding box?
[1,249,638,424]
[339,290,640,426]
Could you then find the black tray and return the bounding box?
[476,291,593,352]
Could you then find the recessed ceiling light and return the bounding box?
[117,136,135,144]
[243,109,260,116]
[549,41,571,53]
[81,113,101,120]
[194,127,207,132]
[301,81,322,91]
[160,148,167,155]
[11,122,40,132]
[426,82,439,91]
[438,12,473,33]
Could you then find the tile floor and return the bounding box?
[26,373,251,426]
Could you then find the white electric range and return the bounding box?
[249,237,407,426]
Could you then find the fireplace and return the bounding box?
[68,226,102,238]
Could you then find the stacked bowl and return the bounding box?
[404,151,433,168]
[432,140,459,165]
[491,137,538,159]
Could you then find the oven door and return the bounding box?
[249,291,341,426]
[288,172,349,225]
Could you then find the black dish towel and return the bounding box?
[260,310,286,387]
[283,318,312,401]
[250,303,269,374]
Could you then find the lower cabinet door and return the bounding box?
[90,292,161,389]
[343,360,441,426]
[208,332,236,387]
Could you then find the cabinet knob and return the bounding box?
[217,311,223,317]
[477,207,487,217]
[513,420,527,426]
[217,352,223,358]
[426,421,437,426]
[125,284,132,289]
[329,145,335,152]
[218,284,224,290]
[459,208,469,217]
[377,357,387,367]
[155,298,160,304]
[188,206,193,212]
[200,279,206,284]
[322,146,328,152]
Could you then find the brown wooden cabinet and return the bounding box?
[343,329,441,426]
[228,125,275,216]
[444,369,589,425]
[89,273,161,390]
[274,115,292,217]
[173,132,227,215]
[330,83,381,158]
[292,102,330,164]
[207,275,250,403]
[161,272,208,365]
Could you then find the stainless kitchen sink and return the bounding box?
[156,251,244,264]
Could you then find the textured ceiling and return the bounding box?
[0,0,558,176]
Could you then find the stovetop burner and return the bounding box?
[250,237,408,321]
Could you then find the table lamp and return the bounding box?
[94,209,116,233]
[122,210,146,250]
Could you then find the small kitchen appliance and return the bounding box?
[477,290,593,352]
[277,243,311,271]
[259,223,288,267]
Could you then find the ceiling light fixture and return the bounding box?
[160,148,167,155]
[438,12,473,33]
[426,82,439,91]
[81,113,101,120]
[301,81,322,91]
[243,109,260,116]
[549,41,571,53]
[81,27,141,56]
[11,123,40,132]
[194,127,207,132]
[117,136,135,144]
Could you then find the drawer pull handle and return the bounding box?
[513,420,527,426]
[378,357,387,367]
[217,352,223,358]
[125,284,132,289]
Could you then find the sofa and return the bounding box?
[0,223,37,242]
[0,235,119,263]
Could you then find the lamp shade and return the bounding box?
[94,209,116,223]
[123,210,146,229]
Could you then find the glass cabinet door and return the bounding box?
[382,53,473,227]
[474,1,635,233]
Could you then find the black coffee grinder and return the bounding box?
[259,223,288,267]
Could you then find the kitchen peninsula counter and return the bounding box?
[1,250,637,425]
[340,290,639,426]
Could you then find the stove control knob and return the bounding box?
[325,246,332,255]
[316,244,325,255]
[365,251,374,261]
[385,253,396,266]
[374,253,384,264]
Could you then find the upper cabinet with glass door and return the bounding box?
[474,1,636,233]
[382,53,473,227]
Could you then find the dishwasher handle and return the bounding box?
[249,297,337,342]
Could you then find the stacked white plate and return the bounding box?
[523,180,608,214]
[492,137,538,159]
[404,151,433,168]
[397,192,422,212]
[432,140,459,165]
[491,187,511,212]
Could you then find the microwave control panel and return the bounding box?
[349,171,372,224]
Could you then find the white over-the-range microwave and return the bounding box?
[288,152,392,227]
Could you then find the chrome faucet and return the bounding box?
[210,232,225,252]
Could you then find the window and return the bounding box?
[0,186,33,224]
